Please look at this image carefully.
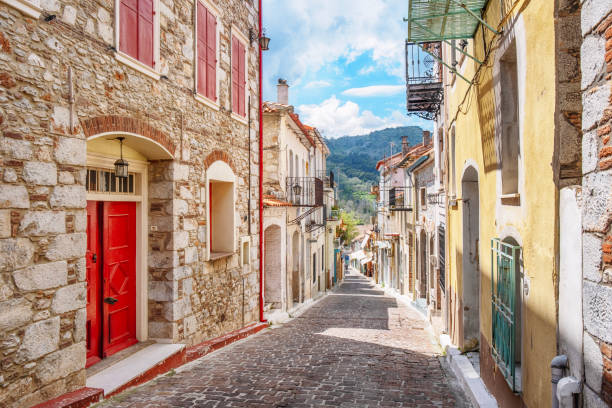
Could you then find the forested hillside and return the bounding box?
[326,126,424,223]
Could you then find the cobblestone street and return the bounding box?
[97,272,468,407]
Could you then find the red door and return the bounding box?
[85,201,137,365]
[86,201,102,368]
[102,202,138,357]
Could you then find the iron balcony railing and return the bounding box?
[491,238,521,392]
[305,206,324,232]
[328,209,340,221]
[405,41,443,121]
[388,187,413,212]
[286,177,323,207]
[315,170,335,189]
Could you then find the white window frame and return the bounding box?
[114,0,161,81]
[231,26,249,125]
[194,0,220,110]
[1,0,41,18]
[206,160,237,261]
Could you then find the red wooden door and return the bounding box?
[86,201,102,368]
[102,202,137,357]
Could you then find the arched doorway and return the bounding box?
[85,132,173,367]
[292,231,300,303]
[419,230,427,298]
[461,166,480,348]
[264,225,282,309]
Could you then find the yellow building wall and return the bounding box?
[446,0,557,406]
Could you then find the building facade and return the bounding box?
[261,80,339,321]
[0,0,263,405]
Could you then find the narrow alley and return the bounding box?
[96,271,468,408]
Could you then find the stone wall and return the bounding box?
[0,0,261,405]
[581,1,612,406]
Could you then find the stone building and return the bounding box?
[261,81,338,321]
[0,0,263,405]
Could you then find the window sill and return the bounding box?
[115,52,160,81]
[500,192,520,206]
[500,193,520,199]
[2,0,41,18]
[194,93,220,111]
[209,251,234,261]
[231,112,248,125]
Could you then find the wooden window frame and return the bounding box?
[114,0,161,81]
[194,0,220,110]
[231,27,249,124]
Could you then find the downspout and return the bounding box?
[258,0,266,323]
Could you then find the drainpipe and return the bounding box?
[551,355,568,408]
[257,0,266,323]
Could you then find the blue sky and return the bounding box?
[262,0,433,138]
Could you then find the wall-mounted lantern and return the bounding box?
[292,183,302,197]
[250,28,270,51]
[114,137,129,179]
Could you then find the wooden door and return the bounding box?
[102,202,137,357]
[86,201,102,368]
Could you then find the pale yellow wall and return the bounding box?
[446,1,557,405]
[87,137,148,161]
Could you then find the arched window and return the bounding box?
[207,160,236,260]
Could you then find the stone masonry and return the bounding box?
[581,0,612,406]
[0,0,261,406]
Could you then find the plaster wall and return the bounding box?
[445,1,562,405]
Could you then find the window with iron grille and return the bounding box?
[86,168,135,195]
[491,238,521,392]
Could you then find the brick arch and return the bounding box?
[203,150,236,174]
[81,115,176,156]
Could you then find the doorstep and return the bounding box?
[439,334,498,408]
[86,343,186,397]
[37,322,268,408]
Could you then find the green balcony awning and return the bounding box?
[406,0,494,43]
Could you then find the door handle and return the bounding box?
[92,254,97,263]
[103,297,118,305]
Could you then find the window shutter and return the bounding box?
[137,0,154,67]
[120,0,138,59]
[196,2,207,96]
[231,36,239,113]
[238,41,246,116]
[206,10,217,100]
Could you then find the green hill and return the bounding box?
[326,126,424,223]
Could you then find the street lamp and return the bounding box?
[292,183,302,197]
[250,28,270,51]
[114,137,129,179]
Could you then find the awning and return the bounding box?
[360,233,371,249]
[349,250,366,260]
[360,257,373,265]
[376,241,391,249]
[406,0,496,43]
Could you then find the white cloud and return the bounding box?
[342,85,405,98]
[358,65,376,75]
[263,0,406,96]
[304,80,332,89]
[296,96,412,138]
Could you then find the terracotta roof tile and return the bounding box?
[263,195,293,207]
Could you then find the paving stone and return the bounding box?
[97,272,468,407]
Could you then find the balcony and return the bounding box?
[305,207,324,232]
[286,177,323,207]
[388,187,413,212]
[315,170,335,189]
[405,41,443,121]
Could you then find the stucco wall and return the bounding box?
[445,0,568,405]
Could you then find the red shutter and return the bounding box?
[231,36,239,113]
[196,2,207,95]
[137,0,154,67]
[238,41,246,116]
[119,0,138,59]
[206,10,216,100]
